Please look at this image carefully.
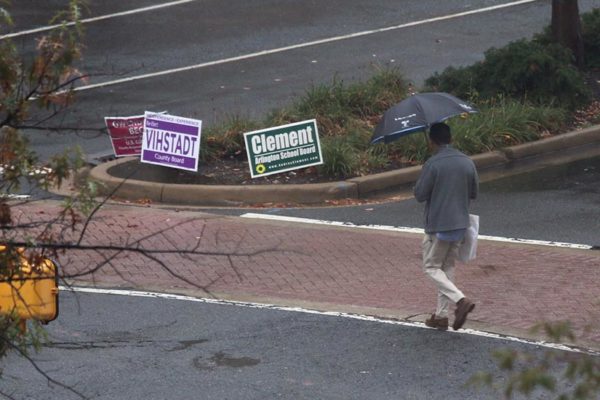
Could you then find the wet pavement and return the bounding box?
[10,197,600,350]
[208,153,600,247]
[483,155,600,194]
[2,290,554,400]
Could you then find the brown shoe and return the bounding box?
[425,314,448,331]
[453,298,475,330]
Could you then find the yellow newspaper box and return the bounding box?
[0,246,59,323]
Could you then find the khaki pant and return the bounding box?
[422,234,465,318]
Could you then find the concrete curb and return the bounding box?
[89,160,359,206]
[502,125,600,160]
[88,125,600,206]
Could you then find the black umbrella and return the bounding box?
[370,92,478,144]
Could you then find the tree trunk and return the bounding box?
[551,0,584,68]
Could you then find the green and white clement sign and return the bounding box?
[244,119,323,178]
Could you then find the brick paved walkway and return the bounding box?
[10,201,600,348]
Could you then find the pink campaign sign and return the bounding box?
[105,115,144,157]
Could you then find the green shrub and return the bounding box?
[361,146,391,171]
[387,132,430,165]
[296,78,352,127]
[532,8,600,70]
[266,79,352,136]
[268,68,409,137]
[318,135,360,177]
[582,8,600,69]
[342,120,392,174]
[424,39,590,110]
[200,65,574,181]
[423,66,477,103]
[449,98,567,154]
[344,68,409,118]
[201,116,259,161]
[375,99,568,169]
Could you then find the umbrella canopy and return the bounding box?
[370,92,477,144]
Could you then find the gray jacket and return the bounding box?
[414,145,479,233]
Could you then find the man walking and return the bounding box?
[414,123,479,331]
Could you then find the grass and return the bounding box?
[200,116,259,162]
[450,98,567,156]
[199,68,580,180]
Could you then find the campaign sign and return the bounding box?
[105,115,144,157]
[244,119,322,178]
[141,112,202,172]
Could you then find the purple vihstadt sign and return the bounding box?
[141,112,202,172]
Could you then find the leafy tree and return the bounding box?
[0,3,99,398]
[470,321,600,399]
[0,0,89,199]
[0,7,280,399]
[1,0,87,340]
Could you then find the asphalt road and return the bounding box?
[6,0,598,161]
[3,3,599,399]
[9,0,599,247]
[209,153,600,247]
[0,290,576,400]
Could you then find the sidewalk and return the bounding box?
[10,201,600,350]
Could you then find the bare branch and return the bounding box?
[133,250,209,290]
[0,389,18,400]
[10,124,105,134]
[0,334,88,399]
[75,163,143,247]
[4,240,288,259]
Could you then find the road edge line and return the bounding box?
[239,213,594,250]
[59,285,597,355]
[44,0,542,92]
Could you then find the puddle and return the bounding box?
[167,339,209,352]
[193,351,261,370]
[210,351,260,368]
[47,339,154,350]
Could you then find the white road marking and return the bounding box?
[0,0,200,40]
[60,285,596,354]
[240,213,594,250]
[0,194,31,200]
[1,165,51,200]
[25,0,541,92]
[1,165,52,176]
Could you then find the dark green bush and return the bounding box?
[200,66,574,181]
[449,98,567,154]
[423,66,475,101]
[425,39,590,110]
[380,99,568,166]
[582,8,600,69]
[344,68,409,118]
[318,135,360,177]
[200,116,259,161]
[267,68,409,137]
[534,8,600,70]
